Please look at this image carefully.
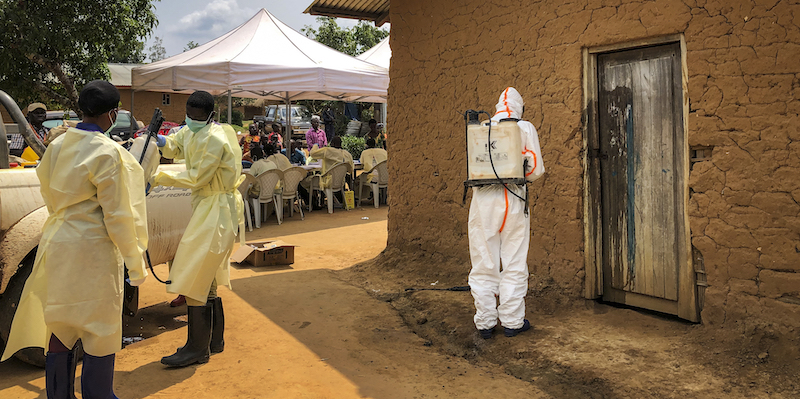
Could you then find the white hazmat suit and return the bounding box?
[468,87,544,331]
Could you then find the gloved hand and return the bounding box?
[155,134,166,147]
[128,277,147,287]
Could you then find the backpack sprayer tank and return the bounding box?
[462,110,529,212]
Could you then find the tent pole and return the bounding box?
[130,89,135,138]
[285,92,291,145]
[228,90,232,124]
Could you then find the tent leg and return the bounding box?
[228,90,232,124]
[130,90,135,138]
[285,94,291,144]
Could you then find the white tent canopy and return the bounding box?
[131,9,388,103]
[357,37,390,69]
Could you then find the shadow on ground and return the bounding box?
[123,302,188,347]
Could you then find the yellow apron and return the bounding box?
[2,127,148,360]
[153,123,244,303]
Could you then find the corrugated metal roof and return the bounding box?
[304,0,390,26]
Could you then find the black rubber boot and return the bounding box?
[210,297,225,354]
[45,350,78,399]
[161,303,212,367]
[80,353,119,399]
[503,319,532,337]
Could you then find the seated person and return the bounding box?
[242,135,261,163]
[267,149,292,171]
[300,137,353,208]
[247,146,278,198]
[282,139,306,165]
[266,123,284,150]
[331,136,355,188]
[356,138,388,201]
[240,124,258,150]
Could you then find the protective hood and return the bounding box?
[493,87,524,120]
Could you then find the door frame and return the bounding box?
[582,34,698,322]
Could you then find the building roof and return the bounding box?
[304,0,390,26]
[108,63,144,87]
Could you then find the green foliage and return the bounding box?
[0,0,158,113]
[219,109,244,126]
[361,105,375,122]
[109,40,146,63]
[302,17,388,56]
[226,124,244,133]
[334,113,350,137]
[341,135,365,160]
[184,41,200,52]
[148,36,166,62]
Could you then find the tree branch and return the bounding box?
[32,82,75,112]
[24,52,80,111]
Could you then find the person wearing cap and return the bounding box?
[9,103,49,157]
[306,115,327,150]
[1,80,149,398]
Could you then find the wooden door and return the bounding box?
[595,43,696,320]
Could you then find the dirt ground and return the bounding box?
[0,207,539,398]
[344,249,800,399]
[1,206,799,398]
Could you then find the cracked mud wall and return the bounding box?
[387,0,800,329]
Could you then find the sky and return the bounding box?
[145,0,361,59]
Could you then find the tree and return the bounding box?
[148,36,167,62]
[109,40,147,64]
[184,41,199,52]
[301,17,388,131]
[302,17,388,57]
[0,0,158,114]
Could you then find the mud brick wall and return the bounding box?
[387,0,800,329]
[119,90,191,125]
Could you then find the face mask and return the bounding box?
[104,110,117,137]
[185,113,213,133]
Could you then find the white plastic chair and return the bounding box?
[357,160,388,208]
[237,173,256,232]
[280,166,306,220]
[308,162,349,214]
[254,169,284,226]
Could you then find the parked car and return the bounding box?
[254,104,312,139]
[41,110,139,141]
[42,110,79,129]
[110,110,140,141]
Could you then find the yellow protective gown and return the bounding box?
[359,148,388,182]
[153,123,244,304]
[248,158,278,197]
[308,147,353,189]
[266,153,292,171]
[1,127,149,361]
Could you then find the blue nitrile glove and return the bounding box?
[156,134,166,147]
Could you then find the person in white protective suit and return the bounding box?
[468,87,544,339]
[153,90,244,368]
[1,80,149,398]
